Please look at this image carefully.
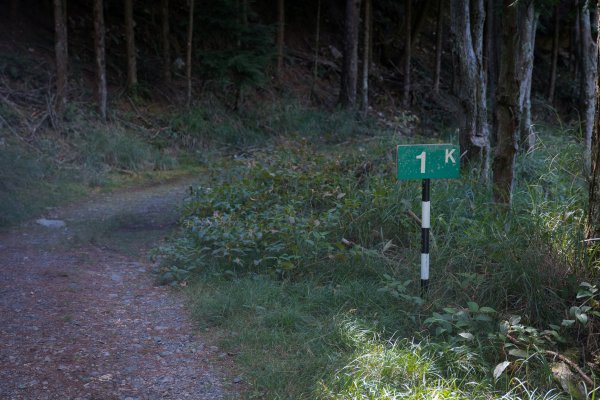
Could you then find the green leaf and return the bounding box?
[479,307,496,314]
[577,290,593,299]
[458,332,474,340]
[493,361,511,380]
[561,319,575,327]
[508,349,528,358]
[435,327,447,336]
[467,301,479,312]
[575,313,588,324]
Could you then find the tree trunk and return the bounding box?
[579,0,597,174]
[433,0,443,94]
[125,0,137,89]
[548,3,559,103]
[587,0,600,239]
[573,0,582,80]
[518,2,538,152]
[276,0,285,79]
[339,0,361,109]
[10,0,18,20]
[93,0,107,120]
[402,0,412,107]
[450,0,490,173]
[492,0,521,204]
[410,0,432,51]
[310,0,321,100]
[485,0,498,144]
[361,0,371,117]
[53,0,68,118]
[161,0,171,83]
[186,0,194,108]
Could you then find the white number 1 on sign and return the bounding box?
[416,151,426,173]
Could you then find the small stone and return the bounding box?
[233,376,243,384]
[36,219,66,228]
[218,352,227,359]
[111,273,122,282]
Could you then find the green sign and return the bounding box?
[397,144,460,180]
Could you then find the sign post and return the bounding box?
[396,144,460,295]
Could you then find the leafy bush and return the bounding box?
[159,127,596,398]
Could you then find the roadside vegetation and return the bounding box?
[156,117,599,399]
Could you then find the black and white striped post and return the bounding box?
[421,179,430,295]
[396,144,460,298]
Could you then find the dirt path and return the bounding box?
[0,179,233,400]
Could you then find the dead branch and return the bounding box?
[505,334,594,387]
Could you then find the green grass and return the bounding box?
[159,119,598,398]
[0,121,181,228]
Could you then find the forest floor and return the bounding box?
[0,176,238,400]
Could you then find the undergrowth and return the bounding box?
[157,126,599,398]
[0,118,178,228]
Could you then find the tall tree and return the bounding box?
[94,0,107,120]
[53,0,68,118]
[410,0,433,50]
[433,0,443,94]
[548,2,560,103]
[339,0,362,109]
[518,1,538,151]
[450,0,490,171]
[125,0,137,89]
[403,0,412,107]
[493,0,519,204]
[484,0,499,142]
[492,0,537,204]
[579,0,597,173]
[310,0,321,100]
[161,0,171,83]
[276,0,285,79]
[361,0,371,116]
[186,0,195,108]
[587,0,600,240]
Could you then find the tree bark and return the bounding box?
[518,2,538,152]
[403,0,412,107]
[485,0,498,144]
[186,0,194,108]
[548,3,559,103]
[310,0,321,100]
[93,0,107,120]
[339,0,361,109]
[587,0,600,239]
[433,0,443,94]
[53,0,68,118]
[361,0,371,117]
[410,0,433,51]
[10,0,19,20]
[276,0,285,79]
[450,0,490,173]
[579,0,597,174]
[161,0,171,83]
[492,0,522,204]
[125,0,137,89]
